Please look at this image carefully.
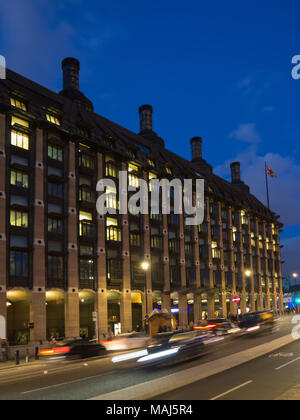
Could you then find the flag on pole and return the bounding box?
[266,164,278,178]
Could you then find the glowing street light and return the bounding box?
[141,261,150,271]
[245,270,252,277]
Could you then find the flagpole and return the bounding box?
[265,162,270,210]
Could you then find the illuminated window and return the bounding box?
[11,130,29,150]
[10,210,28,228]
[11,116,29,128]
[149,172,158,192]
[106,217,118,227]
[10,170,28,189]
[48,218,63,234]
[10,98,27,111]
[233,226,237,242]
[48,144,63,162]
[79,211,93,222]
[106,185,118,209]
[166,167,172,175]
[148,159,155,167]
[46,114,61,126]
[128,172,139,188]
[128,163,139,173]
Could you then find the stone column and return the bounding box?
[30,127,47,342]
[143,172,152,317]
[0,114,6,337]
[277,232,284,313]
[120,163,132,333]
[247,217,255,313]
[179,213,187,327]
[162,214,171,312]
[194,294,202,323]
[238,212,247,314]
[228,207,237,316]
[218,202,227,318]
[255,218,263,311]
[206,198,215,318]
[96,153,108,338]
[65,141,79,339]
[263,222,271,311]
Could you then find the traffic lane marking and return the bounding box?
[275,356,300,371]
[210,380,253,400]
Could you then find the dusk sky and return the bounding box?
[0,0,299,277]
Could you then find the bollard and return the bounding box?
[25,349,29,363]
[35,346,39,361]
[15,350,20,365]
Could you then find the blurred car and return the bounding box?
[238,311,276,335]
[194,319,240,336]
[100,332,151,351]
[38,339,107,361]
[112,330,224,367]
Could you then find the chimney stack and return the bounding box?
[62,57,80,91]
[230,162,241,184]
[190,137,203,162]
[139,105,153,133]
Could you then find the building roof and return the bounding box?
[0,67,282,225]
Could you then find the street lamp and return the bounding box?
[293,273,298,287]
[141,261,150,334]
[245,270,252,278]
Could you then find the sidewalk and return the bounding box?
[0,358,44,372]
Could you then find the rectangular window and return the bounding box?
[48,182,63,198]
[46,114,61,126]
[11,154,28,166]
[48,256,63,279]
[11,116,29,128]
[11,130,29,150]
[48,203,63,214]
[10,252,28,276]
[48,167,63,177]
[10,210,28,228]
[10,170,28,189]
[80,260,94,281]
[48,218,63,234]
[48,144,63,162]
[48,241,63,253]
[10,98,27,111]
[10,195,28,207]
[80,246,94,256]
[10,236,28,248]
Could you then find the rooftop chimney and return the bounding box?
[230,162,241,184]
[190,137,203,162]
[62,57,80,91]
[139,105,153,133]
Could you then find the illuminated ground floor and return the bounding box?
[0,288,283,345]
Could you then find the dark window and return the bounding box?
[10,236,28,248]
[48,182,63,198]
[48,256,63,279]
[11,154,28,166]
[48,241,63,252]
[48,204,63,214]
[48,218,63,234]
[80,260,94,282]
[48,144,63,162]
[10,252,28,276]
[10,195,28,207]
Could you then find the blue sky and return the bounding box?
[0,0,299,277]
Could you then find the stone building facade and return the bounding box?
[0,58,283,345]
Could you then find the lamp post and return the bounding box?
[141,261,150,334]
[245,269,252,313]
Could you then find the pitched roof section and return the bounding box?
[0,68,281,224]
